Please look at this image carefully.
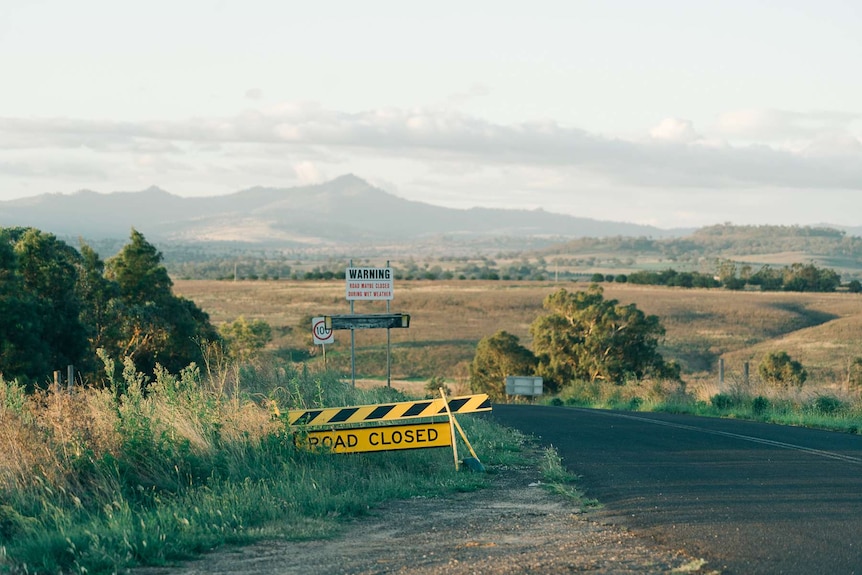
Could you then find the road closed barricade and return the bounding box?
[284,393,491,469]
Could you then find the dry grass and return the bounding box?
[173,279,862,400]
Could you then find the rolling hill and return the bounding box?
[0,174,683,246]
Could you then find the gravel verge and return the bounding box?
[134,456,717,575]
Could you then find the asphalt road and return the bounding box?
[492,404,862,575]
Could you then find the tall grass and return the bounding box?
[0,358,521,574]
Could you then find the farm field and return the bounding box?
[173,279,862,400]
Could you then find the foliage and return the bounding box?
[219,316,273,363]
[752,396,769,416]
[627,268,719,288]
[0,226,220,386]
[0,361,522,573]
[812,395,846,415]
[0,228,91,386]
[469,330,537,400]
[105,229,220,377]
[758,351,807,388]
[530,285,679,387]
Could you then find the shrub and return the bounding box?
[710,393,736,410]
[813,395,846,415]
[752,396,769,416]
[758,351,807,388]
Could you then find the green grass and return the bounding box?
[543,378,862,435]
[0,362,527,574]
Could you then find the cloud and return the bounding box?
[2,103,862,198]
[293,161,324,184]
[714,108,860,142]
[245,88,264,100]
[649,118,700,143]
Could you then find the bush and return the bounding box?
[758,351,807,388]
[710,393,736,410]
[813,395,846,415]
[752,396,769,416]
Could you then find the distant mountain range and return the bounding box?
[0,175,692,247]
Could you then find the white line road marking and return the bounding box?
[581,409,862,465]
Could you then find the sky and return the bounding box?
[1,0,861,229]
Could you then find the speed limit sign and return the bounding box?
[312,316,334,345]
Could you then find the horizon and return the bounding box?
[1,1,860,228]
[4,174,860,233]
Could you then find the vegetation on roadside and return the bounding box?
[1,227,217,386]
[541,367,862,435]
[0,361,524,574]
[470,285,679,398]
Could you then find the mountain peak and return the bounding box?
[331,173,368,186]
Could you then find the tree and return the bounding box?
[106,229,219,376]
[107,228,173,307]
[76,243,122,358]
[782,263,840,292]
[15,229,90,370]
[530,285,678,387]
[469,330,537,400]
[0,231,49,384]
[758,351,807,388]
[219,316,273,363]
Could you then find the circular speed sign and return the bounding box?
[312,317,334,345]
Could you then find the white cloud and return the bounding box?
[714,108,860,143]
[293,161,325,184]
[2,103,862,227]
[649,118,700,143]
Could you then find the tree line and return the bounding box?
[0,227,223,389]
[588,262,850,293]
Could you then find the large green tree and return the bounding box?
[0,228,91,385]
[0,231,49,383]
[469,330,537,400]
[106,229,218,376]
[14,229,89,373]
[530,285,678,387]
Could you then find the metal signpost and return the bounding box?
[342,261,399,386]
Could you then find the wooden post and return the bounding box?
[743,362,750,386]
[54,370,61,393]
[439,387,460,471]
[67,365,74,394]
[718,358,725,386]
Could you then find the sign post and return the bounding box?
[343,262,397,386]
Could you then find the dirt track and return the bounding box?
[134,458,713,575]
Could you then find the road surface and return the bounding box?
[492,404,862,574]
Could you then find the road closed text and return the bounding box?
[296,422,452,454]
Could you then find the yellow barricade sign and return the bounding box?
[296,422,452,454]
[285,394,491,427]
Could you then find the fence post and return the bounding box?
[718,358,725,386]
[54,370,61,393]
[743,362,750,386]
[67,365,74,394]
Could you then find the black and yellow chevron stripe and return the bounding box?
[285,394,491,427]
